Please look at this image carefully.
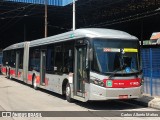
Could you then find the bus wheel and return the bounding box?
[33,77,38,90]
[66,83,74,103]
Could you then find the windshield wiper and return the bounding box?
[108,67,123,79]
[108,66,139,79]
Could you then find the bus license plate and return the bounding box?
[119,95,128,99]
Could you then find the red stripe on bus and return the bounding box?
[45,78,48,86]
[36,76,40,83]
[1,67,6,73]
[27,74,47,85]
[104,78,141,88]
[28,74,32,81]
[18,72,21,78]
[10,69,15,75]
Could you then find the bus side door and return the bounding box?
[40,50,46,85]
[74,45,87,98]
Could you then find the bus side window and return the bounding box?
[63,44,74,73]
[19,49,24,69]
[54,46,63,74]
[63,50,73,73]
[46,47,54,74]
[54,42,74,74]
[29,48,40,72]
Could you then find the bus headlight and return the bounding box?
[91,79,105,87]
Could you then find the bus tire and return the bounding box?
[33,76,38,90]
[66,83,74,103]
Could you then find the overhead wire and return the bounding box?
[0,3,38,33]
[0,3,31,15]
[48,24,70,30]
[0,0,159,32]
[83,8,160,28]
[0,0,73,32]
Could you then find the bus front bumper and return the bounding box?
[88,83,143,101]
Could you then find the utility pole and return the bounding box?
[73,0,76,31]
[45,0,48,37]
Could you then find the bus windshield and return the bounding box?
[92,39,140,74]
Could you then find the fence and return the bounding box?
[141,47,160,96]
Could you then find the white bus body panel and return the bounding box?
[88,72,143,101]
[89,84,143,100]
[23,42,30,83]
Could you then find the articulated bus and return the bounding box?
[1,28,143,102]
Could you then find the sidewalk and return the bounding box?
[134,94,160,110]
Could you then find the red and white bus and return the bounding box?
[1,28,143,102]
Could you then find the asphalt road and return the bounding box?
[0,74,159,120]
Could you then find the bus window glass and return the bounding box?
[0,52,2,64]
[63,44,74,73]
[92,39,139,74]
[45,41,74,74]
[19,49,24,69]
[0,52,2,69]
[46,46,54,74]
[2,51,7,65]
[10,50,16,67]
[29,48,40,71]
[54,46,63,73]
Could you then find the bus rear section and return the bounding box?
[1,42,29,81]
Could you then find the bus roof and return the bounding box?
[3,42,25,51]
[29,28,138,47]
[3,28,138,50]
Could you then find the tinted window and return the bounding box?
[0,52,2,64]
[29,47,40,71]
[92,39,139,74]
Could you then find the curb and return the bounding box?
[134,95,160,110]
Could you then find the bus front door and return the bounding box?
[75,46,87,98]
[40,50,46,85]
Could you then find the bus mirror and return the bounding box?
[69,50,72,57]
[89,49,93,61]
